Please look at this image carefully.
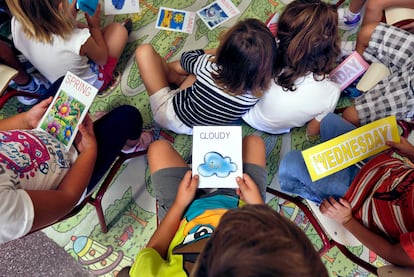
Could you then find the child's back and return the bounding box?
[7,0,129,91]
[135,18,277,135]
[243,0,341,136]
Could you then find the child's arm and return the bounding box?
[387,137,414,164]
[147,171,199,259]
[79,4,108,65]
[0,97,52,131]
[26,115,97,231]
[320,197,414,266]
[306,118,321,137]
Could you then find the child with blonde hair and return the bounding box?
[135,18,277,135]
[6,0,130,92]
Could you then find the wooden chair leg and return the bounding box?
[87,150,148,233]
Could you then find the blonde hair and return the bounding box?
[6,0,75,43]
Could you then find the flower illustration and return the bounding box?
[63,126,73,142]
[47,121,60,137]
[58,102,71,117]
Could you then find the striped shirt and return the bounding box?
[173,49,259,127]
[345,154,414,260]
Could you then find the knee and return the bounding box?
[135,44,155,63]
[342,105,361,126]
[243,135,264,148]
[148,140,172,158]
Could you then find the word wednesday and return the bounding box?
[302,116,400,181]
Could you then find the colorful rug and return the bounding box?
[0,0,387,276]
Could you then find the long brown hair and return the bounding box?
[6,0,75,43]
[212,18,278,98]
[191,204,328,277]
[276,0,340,91]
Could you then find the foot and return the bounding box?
[122,130,154,153]
[122,18,133,36]
[338,8,361,31]
[16,73,51,105]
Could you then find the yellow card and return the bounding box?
[302,116,400,181]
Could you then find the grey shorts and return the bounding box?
[151,163,267,220]
[355,23,414,124]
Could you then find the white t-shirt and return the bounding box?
[0,130,77,243]
[242,74,340,134]
[11,17,102,88]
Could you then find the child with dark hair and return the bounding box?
[119,136,327,276]
[135,18,277,135]
[342,21,414,126]
[191,204,328,277]
[243,0,341,136]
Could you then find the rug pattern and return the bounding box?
[0,0,386,276]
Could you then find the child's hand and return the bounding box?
[74,114,97,153]
[387,137,414,161]
[25,97,53,129]
[236,173,264,204]
[85,3,101,29]
[174,171,199,209]
[319,197,353,225]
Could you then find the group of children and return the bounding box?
[1,0,414,275]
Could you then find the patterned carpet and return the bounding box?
[0,0,387,276]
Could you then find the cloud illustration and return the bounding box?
[197,152,237,178]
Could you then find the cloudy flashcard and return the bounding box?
[156,7,196,34]
[197,0,240,30]
[192,126,242,188]
[104,0,139,15]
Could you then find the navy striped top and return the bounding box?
[173,49,259,127]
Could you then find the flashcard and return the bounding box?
[156,7,196,34]
[197,0,240,30]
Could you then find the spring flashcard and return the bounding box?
[37,72,98,151]
[156,7,196,34]
[192,126,242,188]
[197,0,240,30]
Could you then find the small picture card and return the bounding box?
[104,0,140,15]
[156,7,196,34]
[329,51,370,91]
[192,126,243,188]
[302,116,400,181]
[197,0,240,30]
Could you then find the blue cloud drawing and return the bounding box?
[197,152,237,178]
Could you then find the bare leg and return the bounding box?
[148,140,187,174]
[362,0,414,27]
[0,40,30,85]
[349,0,367,13]
[342,105,361,126]
[242,135,266,167]
[355,22,377,54]
[135,44,184,95]
[102,22,128,59]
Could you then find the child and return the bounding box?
[0,90,143,244]
[242,0,341,136]
[342,22,414,126]
[338,0,414,31]
[278,113,414,266]
[191,205,328,277]
[135,18,277,135]
[0,40,50,105]
[120,135,327,276]
[6,0,130,92]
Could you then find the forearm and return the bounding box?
[344,217,414,266]
[0,112,31,130]
[27,149,97,230]
[147,202,187,259]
